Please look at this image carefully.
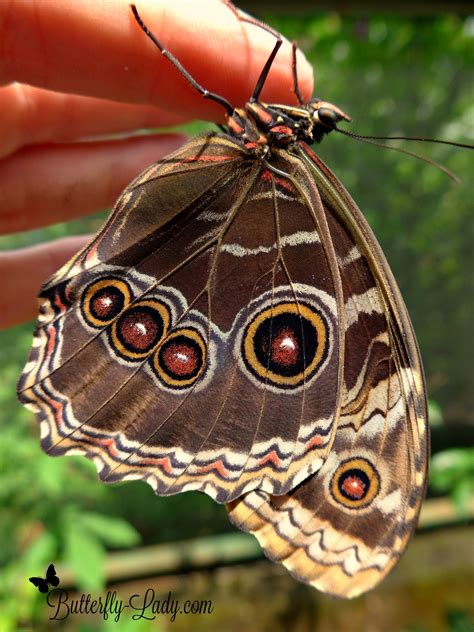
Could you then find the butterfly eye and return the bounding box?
[110,299,171,361]
[152,328,207,388]
[242,302,329,389]
[330,457,380,509]
[81,277,131,328]
[314,107,340,128]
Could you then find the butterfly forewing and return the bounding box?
[18,133,345,504]
[227,145,428,598]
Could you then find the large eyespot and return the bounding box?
[152,328,206,389]
[330,458,380,510]
[242,302,328,388]
[110,299,171,361]
[81,277,131,328]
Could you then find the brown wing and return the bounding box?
[18,134,346,503]
[227,144,428,598]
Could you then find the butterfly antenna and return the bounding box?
[291,41,305,105]
[336,128,474,150]
[223,2,305,104]
[130,5,235,115]
[335,127,462,184]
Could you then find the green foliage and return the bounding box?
[430,448,474,516]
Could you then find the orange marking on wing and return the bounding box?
[183,155,234,164]
[46,325,56,357]
[86,241,99,263]
[88,435,120,459]
[138,456,174,475]
[198,459,230,478]
[47,396,69,434]
[304,435,324,452]
[274,176,294,192]
[258,450,282,468]
[53,293,66,312]
[261,169,294,193]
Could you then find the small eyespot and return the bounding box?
[151,328,206,389]
[110,299,171,361]
[242,302,328,389]
[330,458,380,510]
[81,277,131,328]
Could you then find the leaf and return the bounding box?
[452,479,473,517]
[64,522,106,591]
[22,531,57,571]
[430,448,474,508]
[37,456,67,496]
[78,512,141,548]
[428,400,444,426]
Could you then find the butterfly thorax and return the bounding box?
[227,99,351,152]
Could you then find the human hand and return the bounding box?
[0,0,312,329]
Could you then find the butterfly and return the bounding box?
[17,4,431,598]
[29,564,60,593]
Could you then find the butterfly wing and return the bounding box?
[29,577,49,593]
[45,563,60,587]
[18,133,345,503]
[227,144,428,598]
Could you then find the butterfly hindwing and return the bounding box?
[18,134,347,503]
[227,145,428,598]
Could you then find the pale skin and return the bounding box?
[0,0,313,329]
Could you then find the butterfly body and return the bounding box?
[18,7,428,599]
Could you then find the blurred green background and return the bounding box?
[0,5,473,632]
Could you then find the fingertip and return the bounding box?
[0,236,91,329]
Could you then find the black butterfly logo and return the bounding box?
[29,564,60,593]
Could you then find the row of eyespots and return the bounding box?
[330,457,380,510]
[241,301,329,388]
[81,278,206,389]
[82,281,329,391]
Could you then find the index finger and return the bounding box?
[1,0,314,121]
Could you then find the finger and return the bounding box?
[0,133,186,234]
[0,235,90,329]
[1,0,313,121]
[0,84,187,159]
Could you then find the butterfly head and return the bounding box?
[227,99,351,150]
[306,99,352,140]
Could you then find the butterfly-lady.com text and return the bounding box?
[46,588,214,623]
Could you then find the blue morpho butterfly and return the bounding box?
[18,4,471,597]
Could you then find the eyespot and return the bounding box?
[330,457,380,509]
[81,277,131,328]
[110,299,171,361]
[152,327,206,389]
[241,301,328,388]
